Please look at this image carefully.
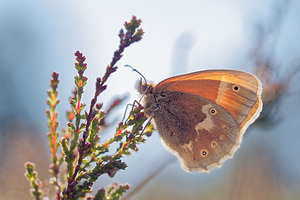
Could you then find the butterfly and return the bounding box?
[137,69,263,172]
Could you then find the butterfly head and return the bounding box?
[136,79,160,117]
[137,78,154,95]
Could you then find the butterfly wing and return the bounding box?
[152,69,262,172]
[153,91,239,172]
[155,70,262,134]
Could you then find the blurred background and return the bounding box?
[0,0,300,199]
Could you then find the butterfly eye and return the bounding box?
[232,85,240,92]
[209,108,217,115]
[160,92,167,98]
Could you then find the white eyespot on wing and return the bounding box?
[195,104,215,133]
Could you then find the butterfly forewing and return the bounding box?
[155,70,262,131]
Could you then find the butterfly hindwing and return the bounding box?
[152,90,239,172]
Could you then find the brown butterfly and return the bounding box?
[137,69,263,172]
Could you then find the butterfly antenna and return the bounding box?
[124,65,147,83]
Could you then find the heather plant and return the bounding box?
[25,16,154,200]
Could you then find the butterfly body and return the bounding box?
[138,70,262,172]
